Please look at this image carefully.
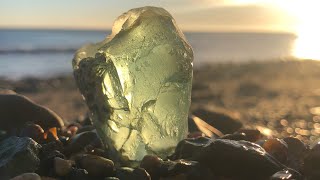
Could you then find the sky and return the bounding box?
[0,0,301,32]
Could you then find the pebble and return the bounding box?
[54,157,74,176]
[283,137,308,171]
[64,131,99,156]
[270,169,302,180]
[262,138,288,164]
[65,168,89,180]
[303,142,320,179]
[115,167,134,180]
[0,94,64,131]
[169,137,210,160]
[194,139,283,179]
[140,155,162,178]
[0,137,41,178]
[75,154,115,177]
[10,173,41,180]
[19,124,45,143]
[192,107,243,134]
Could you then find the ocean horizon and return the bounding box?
[0,28,297,79]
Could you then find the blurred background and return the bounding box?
[1,0,320,142]
[1,0,319,78]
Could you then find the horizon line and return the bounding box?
[0,26,296,34]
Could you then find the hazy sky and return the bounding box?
[0,0,298,32]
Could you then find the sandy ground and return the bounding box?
[2,60,320,143]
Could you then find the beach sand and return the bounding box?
[2,59,320,143]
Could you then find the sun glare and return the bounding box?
[229,0,320,60]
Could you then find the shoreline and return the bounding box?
[2,60,320,142]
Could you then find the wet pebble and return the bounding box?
[19,124,45,143]
[65,168,89,180]
[75,154,115,177]
[54,157,74,176]
[115,167,134,180]
[0,137,41,178]
[283,137,308,171]
[192,107,243,134]
[194,139,284,179]
[140,155,163,178]
[64,131,99,156]
[262,138,288,164]
[10,173,41,180]
[303,142,320,179]
[236,129,262,142]
[169,137,210,160]
[0,94,64,131]
[270,169,302,180]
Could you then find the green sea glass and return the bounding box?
[73,6,193,165]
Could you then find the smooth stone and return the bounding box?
[303,142,320,179]
[73,6,193,165]
[262,138,288,164]
[65,168,89,180]
[64,131,100,156]
[115,167,134,180]
[159,160,212,179]
[75,154,115,177]
[270,169,302,180]
[168,137,211,160]
[140,155,163,179]
[0,137,41,178]
[38,142,64,176]
[192,106,242,134]
[104,177,120,180]
[54,157,74,176]
[0,94,64,131]
[10,173,41,180]
[19,124,45,143]
[193,139,284,179]
[283,137,308,171]
[235,129,262,142]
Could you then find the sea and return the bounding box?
[0,29,297,79]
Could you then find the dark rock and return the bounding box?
[132,168,151,180]
[193,139,284,179]
[37,141,64,176]
[303,142,320,180]
[104,177,120,180]
[283,137,308,171]
[115,167,134,180]
[0,94,64,131]
[54,157,74,176]
[0,137,41,179]
[19,124,45,143]
[236,129,262,142]
[10,173,41,180]
[220,133,247,141]
[37,150,65,176]
[87,148,109,159]
[65,168,89,180]
[270,169,302,180]
[64,131,100,156]
[159,160,215,180]
[192,107,242,134]
[140,155,163,179]
[262,138,288,164]
[75,154,115,178]
[168,137,210,160]
[116,167,150,180]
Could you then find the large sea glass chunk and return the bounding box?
[73,6,193,165]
